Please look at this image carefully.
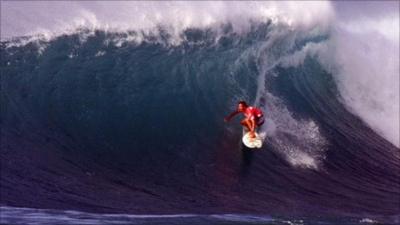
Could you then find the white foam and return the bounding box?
[1,1,333,42]
[259,93,326,169]
[94,51,106,57]
[360,218,378,224]
[331,23,399,147]
[276,3,400,148]
[325,5,399,147]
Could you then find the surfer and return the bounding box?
[224,101,264,138]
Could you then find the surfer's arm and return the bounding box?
[224,111,240,122]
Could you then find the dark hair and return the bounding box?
[238,101,248,107]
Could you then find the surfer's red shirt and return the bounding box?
[244,107,263,120]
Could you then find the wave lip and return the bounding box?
[1,1,334,41]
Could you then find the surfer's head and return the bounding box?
[237,101,248,112]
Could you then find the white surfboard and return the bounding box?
[242,131,263,148]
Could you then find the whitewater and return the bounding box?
[1,1,399,225]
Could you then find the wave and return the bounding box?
[1,1,399,220]
[2,1,398,147]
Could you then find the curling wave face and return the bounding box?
[1,1,399,221]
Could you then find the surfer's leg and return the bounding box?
[241,119,256,138]
[248,119,257,138]
[241,119,250,131]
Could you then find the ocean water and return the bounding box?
[1,1,399,224]
[1,206,398,225]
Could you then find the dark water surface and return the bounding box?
[2,206,397,225]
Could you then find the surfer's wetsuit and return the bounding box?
[224,102,264,138]
[244,106,264,126]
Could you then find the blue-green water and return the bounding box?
[1,13,399,225]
